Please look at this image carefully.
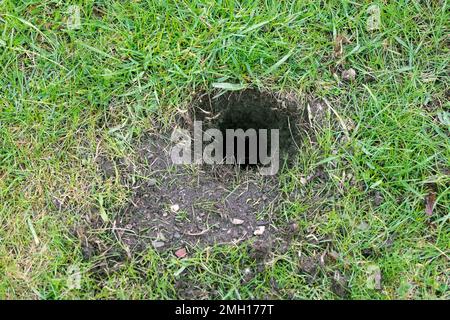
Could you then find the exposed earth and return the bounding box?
[116,89,308,252]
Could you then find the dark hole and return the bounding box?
[192,89,304,168]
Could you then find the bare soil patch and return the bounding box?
[116,89,309,252]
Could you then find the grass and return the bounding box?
[0,0,449,299]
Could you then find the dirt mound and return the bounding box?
[118,134,280,251]
[116,89,307,252]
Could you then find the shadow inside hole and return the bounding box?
[193,89,303,168]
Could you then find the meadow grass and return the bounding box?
[0,0,448,299]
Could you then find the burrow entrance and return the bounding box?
[191,89,304,168]
[116,89,307,253]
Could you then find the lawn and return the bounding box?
[0,0,448,299]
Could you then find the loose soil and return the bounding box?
[116,89,309,252]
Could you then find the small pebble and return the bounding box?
[175,248,187,258]
[231,218,244,225]
[254,226,265,236]
[342,68,356,81]
[152,240,165,249]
